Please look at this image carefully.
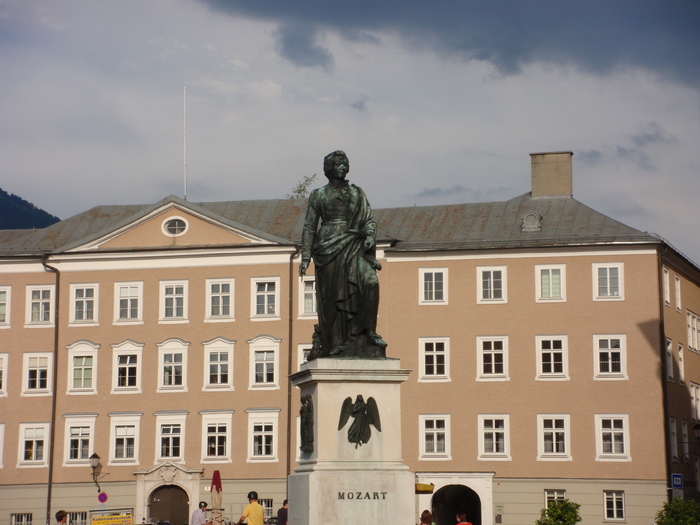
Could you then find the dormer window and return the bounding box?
[162,217,188,237]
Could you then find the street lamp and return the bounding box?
[89,453,101,493]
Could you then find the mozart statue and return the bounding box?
[299,150,387,358]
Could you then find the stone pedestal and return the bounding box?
[288,358,414,525]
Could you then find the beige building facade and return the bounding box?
[1,152,699,525]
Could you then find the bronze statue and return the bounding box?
[338,395,381,447]
[299,394,314,453]
[299,150,387,358]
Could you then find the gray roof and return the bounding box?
[0,192,660,256]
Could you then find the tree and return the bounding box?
[535,499,582,525]
[286,174,317,199]
[655,497,700,525]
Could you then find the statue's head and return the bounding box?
[323,150,349,179]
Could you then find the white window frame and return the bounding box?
[62,414,96,466]
[0,353,8,397]
[593,334,627,380]
[0,285,11,328]
[595,414,631,461]
[157,338,189,392]
[0,423,4,469]
[200,410,234,463]
[205,278,235,322]
[159,280,188,323]
[202,337,235,391]
[478,414,511,461]
[22,352,53,396]
[108,412,141,465]
[298,275,318,319]
[537,414,571,461]
[675,275,682,311]
[687,310,700,353]
[603,490,625,521]
[679,344,685,384]
[592,263,624,301]
[544,489,567,505]
[113,282,143,325]
[25,285,55,327]
[418,337,450,382]
[477,336,509,381]
[419,414,451,460]
[535,264,566,302]
[477,266,507,304]
[69,283,99,326]
[246,408,280,463]
[66,340,99,395]
[155,411,187,463]
[536,336,569,381]
[670,417,678,461]
[248,336,281,390]
[111,340,144,394]
[663,267,670,305]
[682,420,689,462]
[667,338,675,381]
[161,216,189,237]
[419,268,448,305]
[251,277,281,320]
[297,343,312,371]
[18,422,50,467]
[692,383,700,422]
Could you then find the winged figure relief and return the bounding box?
[337,395,381,447]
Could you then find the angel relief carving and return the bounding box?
[337,395,381,447]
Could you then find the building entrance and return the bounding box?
[149,485,189,525]
[432,484,482,525]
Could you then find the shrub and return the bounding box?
[655,497,700,525]
[535,499,582,525]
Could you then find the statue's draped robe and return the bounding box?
[302,181,380,356]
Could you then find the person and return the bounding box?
[56,510,67,525]
[419,509,434,525]
[276,500,288,525]
[236,491,264,525]
[456,512,472,524]
[190,501,210,525]
[300,150,387,358]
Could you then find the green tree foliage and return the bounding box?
[655,497,700,525]
[535,499,582,525]
[0,187,60,229]
[286,174,317,199]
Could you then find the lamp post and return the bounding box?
[89,453,101,493]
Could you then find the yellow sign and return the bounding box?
[91,513,133,525]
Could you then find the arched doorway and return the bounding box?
[432,484,482,525]
[149,485,189,525]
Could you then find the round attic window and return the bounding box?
[163,217,188,237]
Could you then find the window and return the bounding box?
[63,415,96,465]
[69,284,98,324]
[203,338,235,391]
[682,420,689,462]
[667,338,675,381]
[259,500,274,522]
[0,353,8,397]
[676,275,682,310]
[545,490,566,505]
[251,277,281,320]
[536,336,568,380]
[109,413,141,464]
[299,276,317,317]
[160,280,188,322]
[249,336,281,390]
[595,415,630,461]
[594,335,627,380]
[19,423,49,466]
[419,338,450,382]
[478,415,510,460]
[477,266,507,303]
[66,340,99,394]
[592,263,624,300]
[536,265,566,302]
[157,339,189,392]
[0,285,11,327]
[26,285,55,326]
[688,311,700,352]
[114,282,143,324]
[206,279,234,321]
[420,268,448,305]
[692,383,700,421]
[538,415,571,461]
[247,409,280,462]
[111,340,144,394]
[11,514,32,525]
[297,344,312,371]
[201,411,234,462]
[679,344,685,384]
[663,267,670,305]
[477,336,509,381]
[155,412,187,461]
[67,512,87,525]
[419,415,451,460]
[604,491,625,520]
[670,417,678,461]
[162,217,188,237]
[23,353,52,395]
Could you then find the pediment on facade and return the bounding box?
[134,462,204,483]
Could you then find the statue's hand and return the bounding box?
[364,237,374,250]
[299,260,309,276]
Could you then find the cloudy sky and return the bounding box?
[1,1,699,261]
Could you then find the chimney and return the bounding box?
[530,151,573,197]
